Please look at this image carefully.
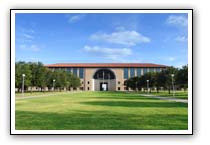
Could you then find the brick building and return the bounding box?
[46,63,167,91]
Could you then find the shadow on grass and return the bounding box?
[91,96,159,101]
[93,91,188,99]
[15,110,188,130]
[81,101,188,108]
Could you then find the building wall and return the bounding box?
[84,68,96,91]
[94,79,116,91]
[84,68,122,91]
[112,68,124,91]
[48,66,165,91]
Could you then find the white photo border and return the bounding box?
[10,9,193,135]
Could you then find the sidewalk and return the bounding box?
[141,94,188,103]
[15,91,81,99]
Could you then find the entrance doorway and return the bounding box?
[100,82,108,91]
[93,68,116,91]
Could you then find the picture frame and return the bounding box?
[10,9,193,135]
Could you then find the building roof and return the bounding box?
[45,63,168,68]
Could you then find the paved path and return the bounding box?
[141,94,188,103]
[16,91,81,100]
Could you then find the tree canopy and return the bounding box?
[124,65,188,93]
[15,61,81,92]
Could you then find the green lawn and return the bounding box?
[15,91,67,97]
[137,91,188,99]
[15,91,188,130]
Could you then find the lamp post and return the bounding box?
[146,80,149,94]
[53,79,56,91]
[135,81,138,91]
[171,74,175,97]
[22,74,25,96]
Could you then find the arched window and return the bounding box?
[93,69,115,79]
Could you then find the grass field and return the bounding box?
[15,91,67,97]
[15,91,188,130]
[138,91,188,99]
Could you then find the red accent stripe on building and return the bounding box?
[45,63,168,68]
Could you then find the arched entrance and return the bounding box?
[93,69,116,91]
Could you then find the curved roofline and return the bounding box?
[45,63,168,68]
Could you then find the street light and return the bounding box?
[22,74,25,96]
[135,81,138,91]
[171,74,175,97]
[53,79,56,91]
[146,80,149,94]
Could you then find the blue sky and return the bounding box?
[15,12,188,67]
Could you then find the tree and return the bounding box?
[15,61,82,92]
[163,66,178,94]
[156,71,167,93]
[143,72,156,93]
[15,61,32,92]
[175,65,188,91]
[29,62,38,88]
[31,62,48,92]
[137,75,147,91]
[66,72,73,91]
[58,70,68,91]
[124,77,139,91]
[45,69,55,91]
[70,74,81,90]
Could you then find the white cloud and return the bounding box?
[22,33,34,39]
[173,62,188,68]
[168,57,176,61]
[17,27,35,43]
[68,14,85,23]
[83,45,132,61]
[90,29,151,46]
[166,15,188,27]
[19,27,35,34]
[19,44,41,52]
[175,35,188,42]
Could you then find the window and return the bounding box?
[88,81,90,84]
[80,87,83,90]
[66,68,71,72]
[137,68,142,76]
[143,68,148,75]
[60,68,65,71]
[79,68,84,78]
[156,68,161,72]
[130,68,135,78]
[54,67,59,71]
[149,68,154,73]
[81,81,83,84]
[118,81,120,84]
[124,68,128,79]
[118,87,120,91]
[73,68,78,76]
[93,69,115,79]
[88,87,89,90]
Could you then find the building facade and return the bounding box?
[46,63,167,91]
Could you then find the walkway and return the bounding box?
[141,94,188,103]
[15,91,81,100]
